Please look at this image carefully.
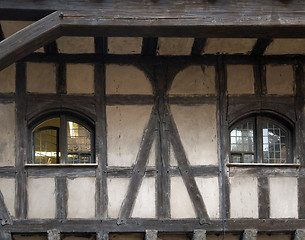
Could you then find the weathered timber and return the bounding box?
[216,56,230,220]
[106,95,154,105]
[56,62,66,94]
[97,231,109,240]
[251,39,272,56]
[168,95,217,105]
[15,62,27,219]
[0,191,12,225]
[0,231,12,240]
[0,93,15,104]
[155,66,170,219]
[95,63,108,219]
[0,11,61,71]
[193,229,206,240]
[243,229,257,240]
[294,229,305,240]
[55,177,67,219]
[4,219,305,232]
[191,38,206,56]
[117,109,157,224]
[145,230,158,240]
[95,37,108,55]
[258,177,270,219]
[168,105,210,224]
[142,38,158,55]
[0,24,4,41]
[26,166,96,177]
[47,229,60,240]
[0,167,16,178]
[298,177,305,219]
[44,41,58,54]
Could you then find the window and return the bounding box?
[230,116,292,164]
[29,114,95,164]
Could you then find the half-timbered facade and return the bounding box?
[0,1,305,239]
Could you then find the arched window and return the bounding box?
[29,114,94,164]
[230,116,292,164]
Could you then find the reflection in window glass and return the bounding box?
[67,121,92,164]
[230,121,254,163]
[263,121,287,164]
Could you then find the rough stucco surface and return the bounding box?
[107,105,153,167]
[66,64,94,94]
[0,103,15,166]
[170,104,218,166]
[227,65,255,95]
[157,38,194,56]
[203,38,256,54]
[0,20,32,38]
[27,63,56,93]
[108,37,142,54]
[107,178,129,218]
[195,177,219,219]
[170,176,196,218]
[269,177,298,218]
[0,64,15,93]
[67,177,95,219]
[230,176,258,218]
[169,66,215,95]
[265,39,305,55]
[0,178,15,217]
[132,177,155,218]
[266,65,294,95]
[57,36,95,54]
[106,65,152,95]
[27,178,56,219]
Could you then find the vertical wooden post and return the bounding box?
[243,229,257,240]
[55,176,67,219]
[193,229,206,240]
[294,229,305,240]
[145,230,158,240]
[47,229,60,240]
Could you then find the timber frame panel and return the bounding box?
[1,0,305,238]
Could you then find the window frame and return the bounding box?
[28,112,96,165]
[229,115,293,164]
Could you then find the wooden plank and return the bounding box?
[118,109,157,224]
[191,38,206,56]
[168,108,210,224]
[4,218,305,232]
[56,62,66,94]
[0,11,61,71]
[193,229,206,240]
[258,176,269,219]
[15,62,27,219]
[26,166,96,177]
[145,230,158,240]
[251,39,272,56]
[95,37,108,55]
[47,229,60,240]
[142,38,158,55]
[55,177,67,219]
[95,63,108,219]
[0,24,4,41]
[106,95,154,105]
[0,231,12,240]
[298,177,305,219]
[243,229,257,240]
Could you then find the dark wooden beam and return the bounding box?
[142,38,158,55]
[95,37,108,55]
[118,109,157,224]
[4,218,305,232]
[0,11,61,71]
[191,38,206,56]
[0,24,4,41]
[55,177,67,220]
[44,41,58,54]
[251,39,272,56]
[258,177,270,219]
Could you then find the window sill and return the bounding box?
[25,163,98,167]
[226,163,301,168]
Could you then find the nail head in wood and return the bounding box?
[193,229,206,240]
[243,229,257,240]
[145,230,158,240]
[47,229,60,240]
[295,229,305,240]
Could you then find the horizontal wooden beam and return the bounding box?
[3,219,305,232]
